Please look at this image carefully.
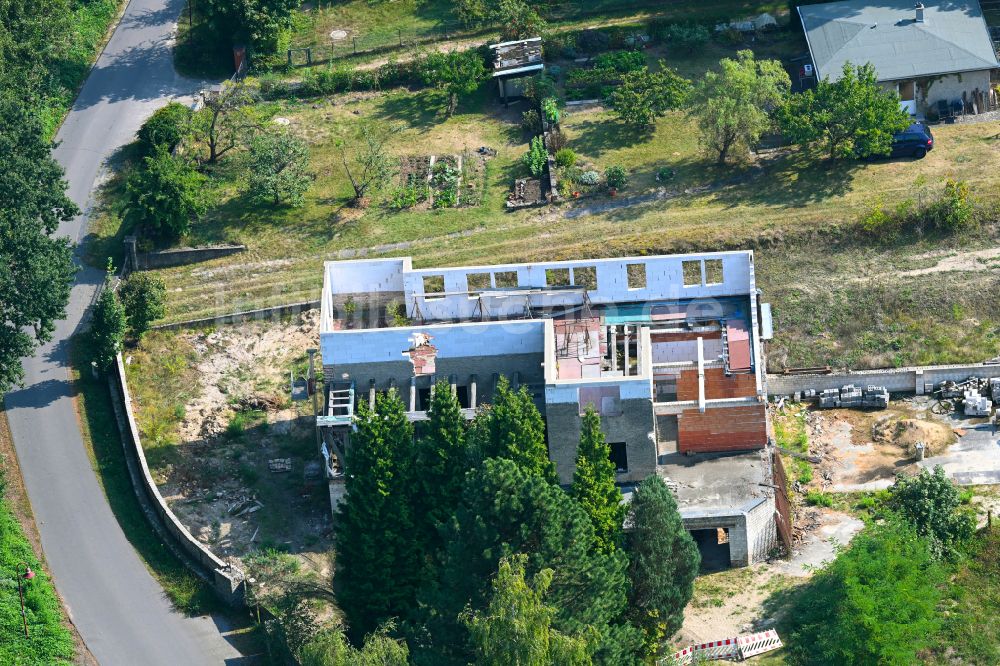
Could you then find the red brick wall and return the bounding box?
[677,404,768,453]
[676,368,758,401]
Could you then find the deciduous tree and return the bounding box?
[496,0,546,41]
[688,50,790,164]
[137,102,192,156]
[608,63,690,127]
[118,273,166,339]
[422,50,488,116]
[191,80,260,164]
[246,129,312,206]
[624,475,699,656]
[336,123,398,205]
[199,0,298,54]
[778,62,910,159]
[0,93,77,392]
[463,554,593,666]
[572,406,625,554]
[124,146,207,240]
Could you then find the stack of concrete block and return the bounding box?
[817,384,889,410]
[862,385,890,409]
[990,378,1000,403]
[964,389,993,417]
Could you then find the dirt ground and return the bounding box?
[132,310,333,575]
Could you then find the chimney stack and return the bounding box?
[915,2,925,23]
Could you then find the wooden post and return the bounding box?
[399,29,402,46]
[306,48,312,65]
[287,50,292,66]
[353,37,357,54]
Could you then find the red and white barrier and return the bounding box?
[665,628,782,664]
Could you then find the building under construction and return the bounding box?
[317,251,784,566]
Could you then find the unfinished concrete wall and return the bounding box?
[767,363,1000,397]
[546,398,656,484]
[681,496,775,567]
[677,404,768,454]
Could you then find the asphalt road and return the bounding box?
[3,0,246,663]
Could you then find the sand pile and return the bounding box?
[872,417,955,456]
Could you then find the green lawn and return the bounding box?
[289,0,789,64]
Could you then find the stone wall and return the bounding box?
[111,354,245,606]
[153,300,320,331]
[546,399,657,484]
[131,243,246,270]
[767,362,1000,397]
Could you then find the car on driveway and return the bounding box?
[890,122,934,158]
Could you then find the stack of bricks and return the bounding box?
[677,404,767,453]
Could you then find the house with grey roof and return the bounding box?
[798,0,999,116]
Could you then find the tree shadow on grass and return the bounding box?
[568,117,655,159]
[374,89,444,131]
[712,147,862,209]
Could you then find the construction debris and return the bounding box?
[809,384,889,410]
[268,458,293,473]
[964,388,993,417]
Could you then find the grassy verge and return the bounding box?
[38,0,126,140]
[68,336,220,614]
[773,405,812,486]
[0,472,75,665]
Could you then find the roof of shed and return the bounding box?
[799,0,998,81]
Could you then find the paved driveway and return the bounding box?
[3,0,247,662]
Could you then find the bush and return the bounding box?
[604,165,628,189]
[541,97,560,125]
[805,491,833,507]
[576,170,600,186]
[887,465,975,560]
[137,102,192,155]
[119,273,166,338]
[648,21,710,49]
[593,50,646,74]
[782,520,944,665]
[522,136,548,177]
[521,109,542,134]
[554,148,577,168]
[927,179,975,231]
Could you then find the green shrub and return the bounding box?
[648,21,710,49]
[604,164,628,189]
[389,181,428,210]
[541,97,560,124]
[137,102,192,155]
[927,179,975,231]
[554,148,577,168]
[521,109,542,134]
[888,465,975,560]
[522,136,548,177]
[576,170,600,186]
[805,490,834,507]
[593,50,646,74]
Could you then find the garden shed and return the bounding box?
[490,37,544,105]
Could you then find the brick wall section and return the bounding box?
[676,368,758,401]
[677,404,767,453]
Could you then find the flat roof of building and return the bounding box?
[656,450,771,514]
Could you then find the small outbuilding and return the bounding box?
[489,37,544,105]
[798,0,999,116]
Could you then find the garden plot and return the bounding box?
[125,311,333,572]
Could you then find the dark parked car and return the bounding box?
[890,122,934,158]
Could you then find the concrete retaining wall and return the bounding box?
[153,300,320,332]
[111,354,245,606]
[135,244,246,270]
[767,363,1000,397]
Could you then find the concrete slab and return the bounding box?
[919,414,1000,485]
[656,450,770,513]
[772,512,863,577]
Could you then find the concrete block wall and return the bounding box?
[677,404,768,453]
[546,399,657,484]
[744,496,778,564]
[680,496,775,567]
[766,363,1000,397]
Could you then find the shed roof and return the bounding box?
[799,0,998,81]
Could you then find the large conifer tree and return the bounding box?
[335,390,419,640]
[624,475,700,656]
[572,406,626,554]
[469,376,557,483]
